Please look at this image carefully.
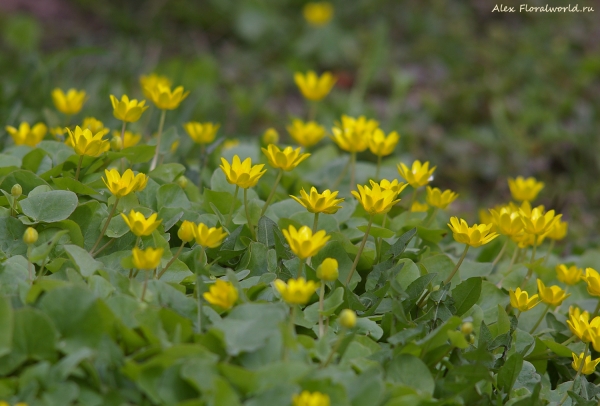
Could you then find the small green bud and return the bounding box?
[11,184,22,198]
[469,334,475,344]
[23,227,38,245]
[339,309,357,329]
[110,136,123,151]
[432,284,440,292]
[176,176,189,189]
[461,322,474,335]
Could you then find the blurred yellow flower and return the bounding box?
[262,128,279,145]
[339,309,357,329]
[302,2,334,26]
[447,217,499,248]
[567,306,591,341]
[556,264,583,285]
[82,117,109,136]
[290,187,344,214]
[378,179,408,194]
[204,279,238,310]
[183,122,220,144]
[262,144,310,171]
[572,352,600,375]
[52,88,86,115]
[110,94,149,122]
[274,278,319,305]
[508,176,544,202]
[140,73,172,99]
[111,130,141,148]
[283,225,330,259]
[178,220,196,243]
[368,129,399,157]
[286,119,326,147]
[294,71,336,101]
[509,287,539,312]
[489,206,523,237]
[519,206,561,237]
[6,122,47,147]
[352,180,401,215]
[426,186,458,210]
[102,168,148,198]
[548,219,568,241]
[145,84,190,110]
[410,201,429,212]
[67,126,110,157]
[510,231,544,249]
[220,155,267,189]
[132,246,163,270]
[121,210,162,237]
[583,268,600,297]
[50,126,66,140]
[223,139,239,150]
[331,115,378,153]
[316,258,338,281]
[195,223,228,248]
[397,160,436,188]
[537,279,569,306]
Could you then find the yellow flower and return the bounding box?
[52,88,86,115]
[368,129,399,157]
[339,309,357,329]
[219,155,267,189]
[302,2,334,26]
[262,128,279,145]
[294,71,336,101]
[489,207,523,237]
[195,223,228,248]
[203,279,238,310]
[132,247,163,270]
[223,139,239,150]
[411,201,429,212]
[66,126,110,157]
[378,179,408,194]
[426,187,459,210]
[583,268,600,297]
[82,117,109,136]
[286,119,326,147]
[183,122,220,144]
[140,73,172,99]
[397,160,436,188]
[572,352,600,375]
[509,288,540,312]
[50,126,66,140]
[262,144,310,171]
[145,84,190,110]
[316,258,338,281]
[352,180,402,215]
[537,279,569,306]
[567,306,590,342]
[556,264,583,285]
[510,231,544,249]
[178,220,196,243]
[290,187,344,214]
[447,217,499,248]
[110,94,149,123]
[283,225,330,259]
[274,278,319,305]
[170,139,179,153]
[548,219,568,241]
[23,227,38,244]
[5,122,47,147]
[112,130,141,148]
[331,115,378,153]
[102,168,148,198]
[519,206,560,237]
[121,210,162,237]
[508,176,544,202]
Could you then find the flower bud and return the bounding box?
[469,334,475,344]
[176,176,189,189]
[23,227,38,244]
[262,128,279,145]
[110,135,123,151]
[339,309,357,329]
[316,258,338,281]
[461,322,473,335]
[178,220,196,243]
[11,184,22,198]
[432,284,440,292]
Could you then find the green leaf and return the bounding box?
[304,287,344,323]
[13,308,58,362]
[29,229,69,262]
[386,354,435,395]
[257,216,281,248]
[452,277,482,316]
[357,225,395,238]
[0,296,13,357]
[52,177,99,196]
[157,183,191,210]
[386,227,417,258]
[447,330,469,349]
[63,244,103,277]
[0,169,49,194]
[0,217,27,257]
[149,163,186,184]
[498,352,524,394]
[20,190,78,223]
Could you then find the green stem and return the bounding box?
[530,240,538,263]
[410,188,418,208]
[297,258,305,278]
[318,283,326,338]
[27,245,33,283]
[260,169,283,217]
[312,212,320,234]
[141,269,150,301]
[157,241,185,279]
[542,240,555,267]
[90,198,120,255]
[322,328,346,367]
[149,109,167,171]
[492,238,509,267]
[444,245,470,285]
[592,300,600,318]
[244,188,255,239]
[376,214,388,263]
[561,335,577,346]
[225,186,240,228]
[196,264,204,334]
[198,144,206,192]
[424,207,439,227]
[331,156,351,190]
[375,155,382,180]
[308,102,317,122]
[558,344,589,406]
[75,155,84,181]
[346,215,373,285]
[285,305,297,361]
[529,304,551,334]
[90,238,115,258]
[349,152,356,193]
[120,121,126,144]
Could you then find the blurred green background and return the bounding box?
[0,0,599,248]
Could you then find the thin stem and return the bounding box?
[120,121,127,172]
[285,305,297,361]
[561,335,577,346]
[37,256,50,280]
[297,258,305,278]
[75,155,84,181]
[529,304,551,334]
[90,198,120,255]
[225,186,240,228]
[542,240,555,267]
[198,144,206,191]
[141,269,150,301]
[592,300,600,318]
[409,188,418,208]
[424,207,439,228]
[312,212,320,234]
[244,188,256,239]
[376,214,388,263]
[149,109,167,171]
[318,283,326,338]
[331,156,351,190]
[157,241,185,279]
[530,240,538,263]
[260,169,283,217]
[322,328,346,367]
[27,245,33,284]
[346,215,374,285]
[492,238,509,267]
[444,245,470,285]
[349,152,356,193]
[197,272,203,334]
[90,238,115,258]
[558,344,589,406]
[308,102,317,122]
[375,155,382,180]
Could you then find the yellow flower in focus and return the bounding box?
[368,129,399,157]
[67,126,110,157]
[339,309,357,329]
[52,88,86,115]
[302,2,334,27]
[426,186,458,210]
[121,210,162,237]
[331,115,378,153]
[178,220,196,243]
[583,268,600,297]
[110,94,149,123]
[519,206,561,237]
[352,180,401,215]
[286,119,326,147]
[489,207,523,237]
[556,264,583,285]
[145,85,190,110]
[294,71,336,101]
[567,306,590,341]
[219,155,267,189]
[274,278,319,305]
[509,287,539,312]
[316,258,338,281]
[183,122,220,145]
[262,128,279,145]
[132,247,163,270]
[140,73,172,99]
[508,176,544,202]
[195,223,228,248]
[283,225,330,259]
[203,279,238,310]
[397,160,436,188]
[410,201,429,212]
[447,217,499,248]
[572,352,600,375]
[290,187,344,214]
[548,219,568,241]
[5,122,47,147]
[112,130,141,148]
[378,179,408,195]
[262,144,310,171]
[82,117,109,136]
[102,168,148,198]
[536,279,569,306]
